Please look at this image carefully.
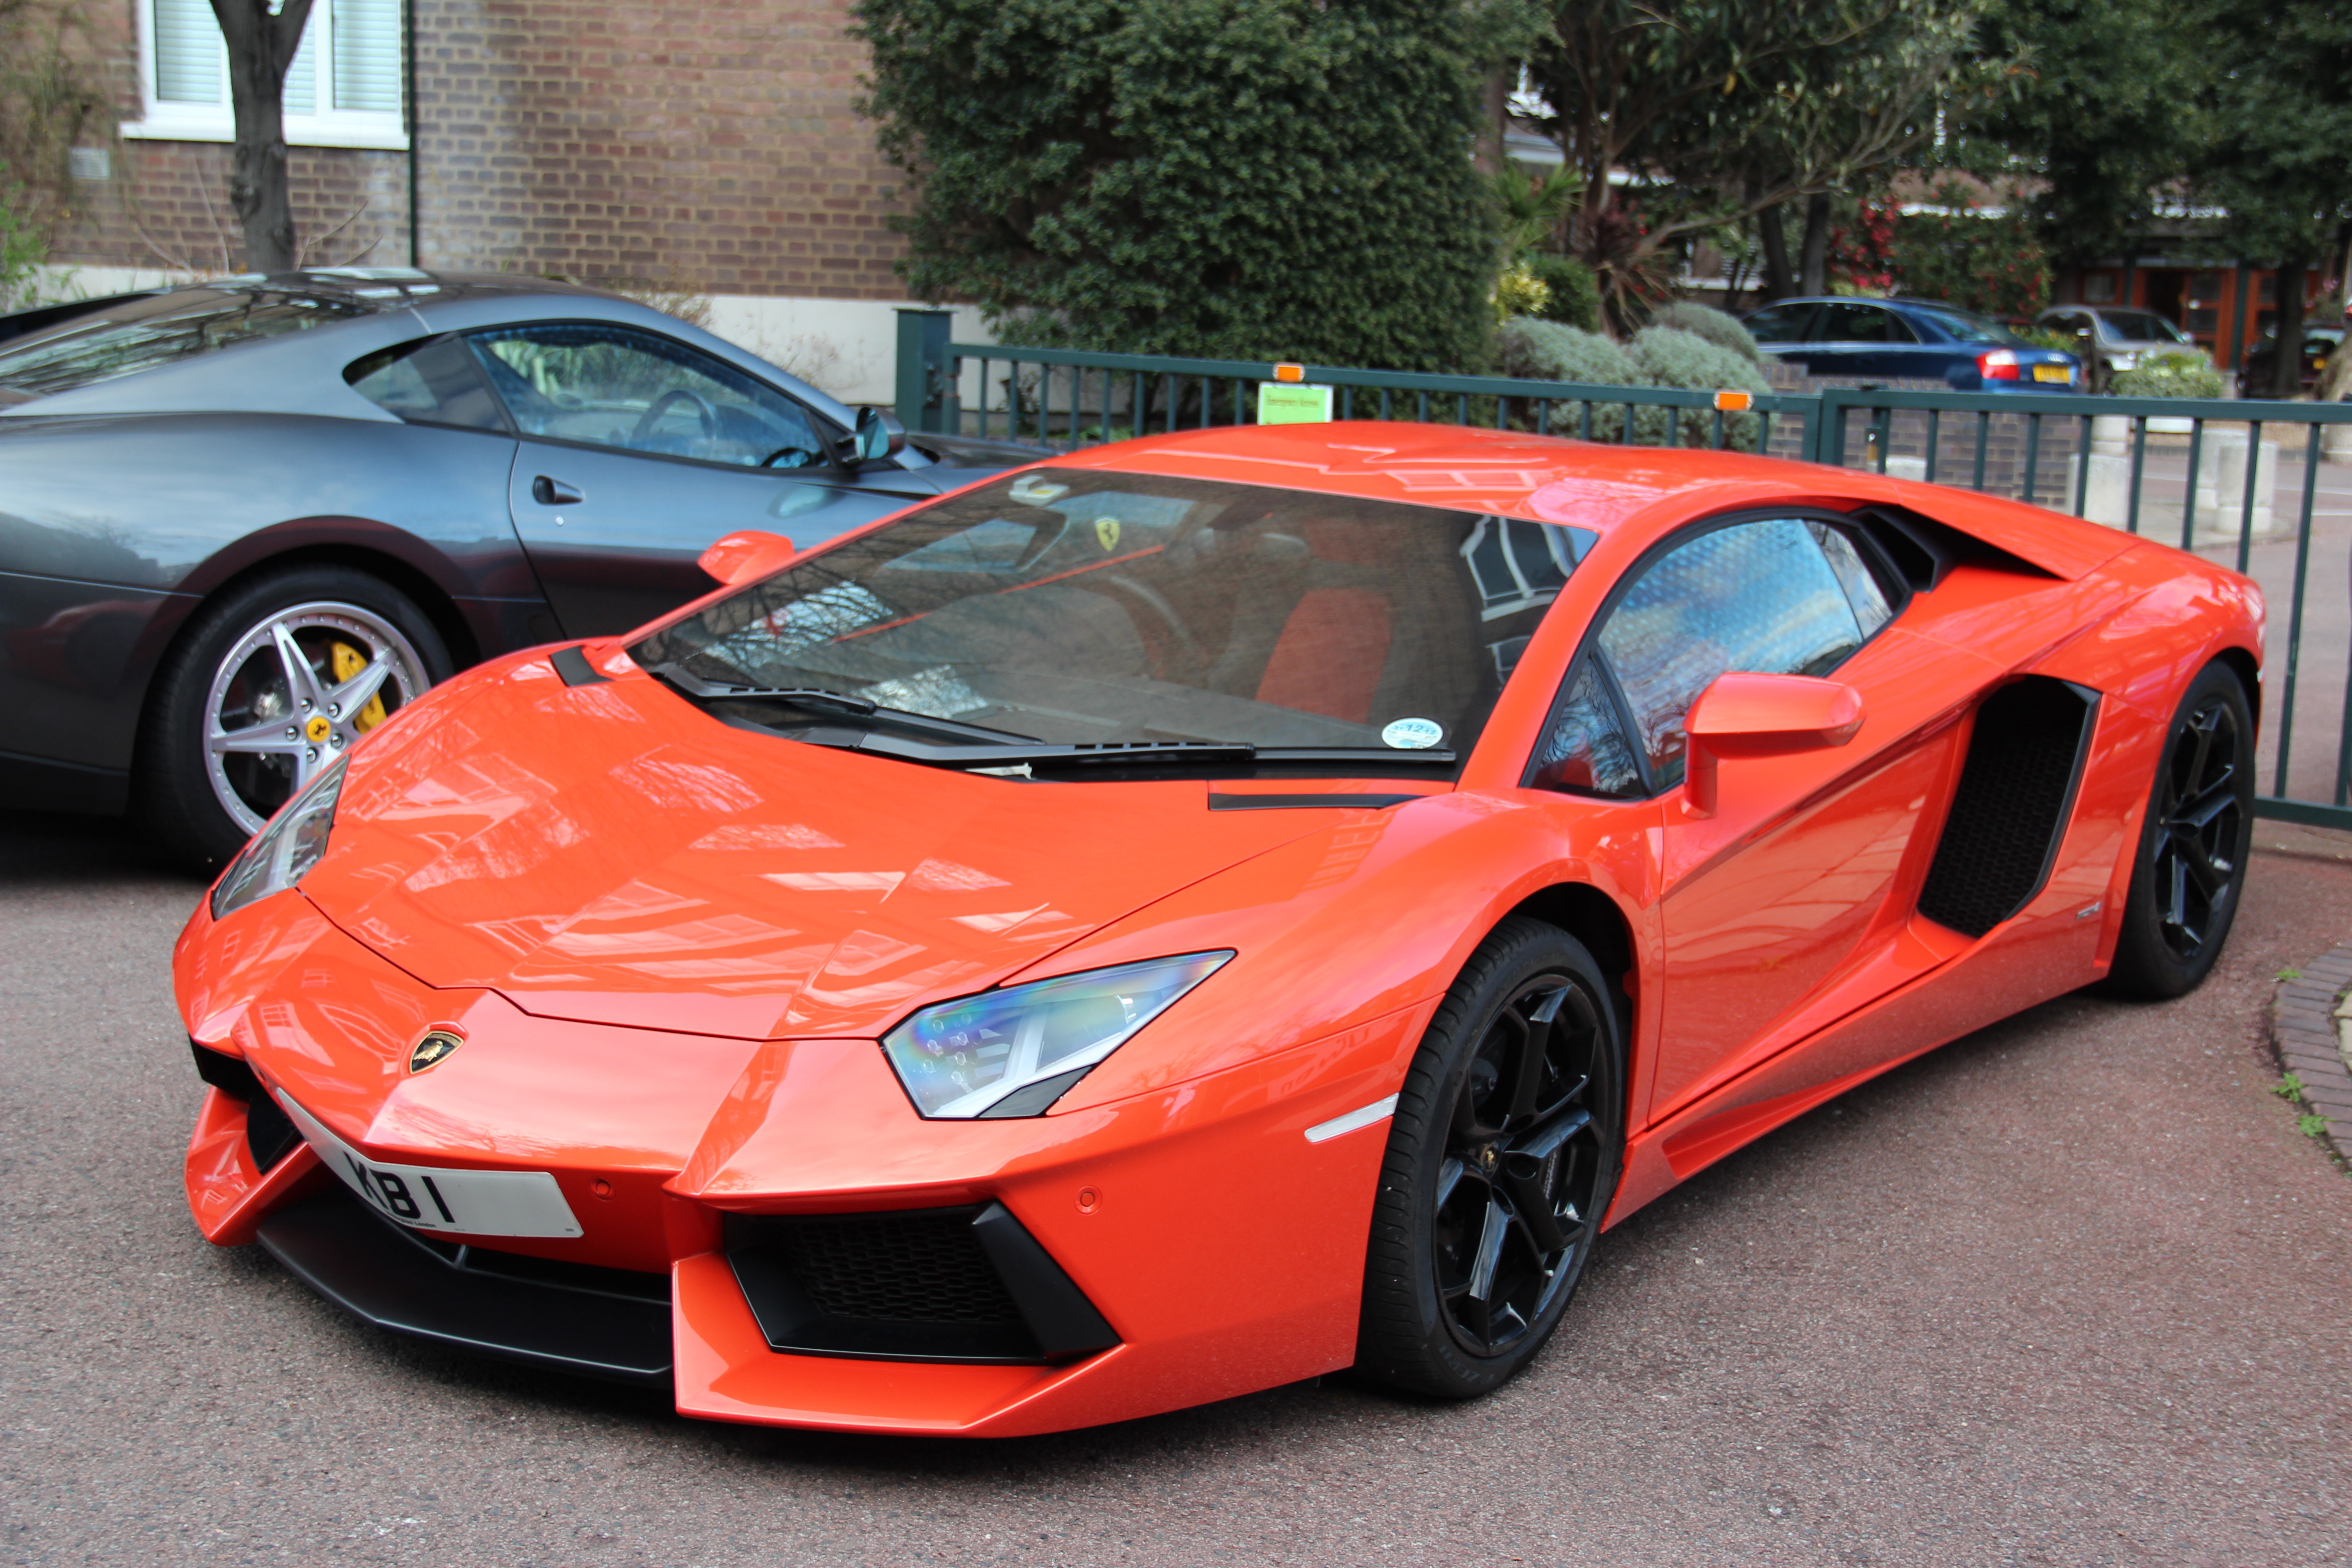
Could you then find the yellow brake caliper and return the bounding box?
[330,641,389,731]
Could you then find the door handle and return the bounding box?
[531,476,584,506]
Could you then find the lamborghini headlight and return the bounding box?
[882,951,1233,1118]
[209,759,348,920]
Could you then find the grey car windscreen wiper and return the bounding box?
[642,662,1040,745]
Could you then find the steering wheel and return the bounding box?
[1102,574,1209,679]
[760,444,825,469]
[630,387,718,445]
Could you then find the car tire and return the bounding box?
[136,565,451,873]
[1355,916,1624,1400]
[2104,662,2255,999]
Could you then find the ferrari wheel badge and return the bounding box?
[409,1029,464,1073]
[305,713,332,744]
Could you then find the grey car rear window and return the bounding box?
[0,289,368,400]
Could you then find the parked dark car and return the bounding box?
[1740,296,2082,392]
[2236,322,2344,399]
[2035,305,2207,392]
[0,269,1039,866]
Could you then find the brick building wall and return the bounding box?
[48,0,912,301]
[412,0,907,296]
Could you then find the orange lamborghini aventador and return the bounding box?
[174,423,2264,1435]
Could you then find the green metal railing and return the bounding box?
[892,309,2352,830]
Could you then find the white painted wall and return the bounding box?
[29,264,991,407]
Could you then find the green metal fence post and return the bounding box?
[893,309,954,434]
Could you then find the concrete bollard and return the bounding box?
[2194,429,2279,545]
[2063,416,2136,527]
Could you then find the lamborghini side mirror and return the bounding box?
[697,529,798,587]
[1682,671,1865,817]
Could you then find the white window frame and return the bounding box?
[125,0,409,151]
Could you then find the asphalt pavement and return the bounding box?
[4,809,2350,1568]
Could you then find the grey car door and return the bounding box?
[466,323,940,637]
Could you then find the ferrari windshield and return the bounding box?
[631,470,1596,770]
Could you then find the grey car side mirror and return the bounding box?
[853,406,906,465]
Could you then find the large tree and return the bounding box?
[209,0,314,272]
[1966,0,2213,270]
[1522,0,1999,316]
[853,0,1536,371]
[2197,0,2352,397]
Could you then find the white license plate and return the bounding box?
[274,1089,583,1239]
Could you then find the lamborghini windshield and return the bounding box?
[630,470,1595,771]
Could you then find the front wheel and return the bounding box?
[136,565,450,872]
[2105,662,2255,998]
[1355,916,1624,1399]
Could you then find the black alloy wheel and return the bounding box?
[1357,917,1622,1399]
[2107,662,2255,998]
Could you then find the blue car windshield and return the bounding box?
[632,470,1597,766]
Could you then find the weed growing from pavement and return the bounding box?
[2274,1074,2305,1098]
[2276,966,2303,980]
[2301,1114,2330,1138]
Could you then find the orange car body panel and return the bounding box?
[174,424,2263,1434]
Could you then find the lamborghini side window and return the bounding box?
[1528,657,1644,798]
[1810,520,1894,634]
[1596,516,1875,789]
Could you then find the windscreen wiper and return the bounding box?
[851,735,1456,769]
[643,662,1039,744]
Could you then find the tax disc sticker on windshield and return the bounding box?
[1009,475,1070,505]
[1381,717,1445,750]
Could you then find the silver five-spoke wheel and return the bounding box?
[137,565,453,871]
[203,602,430,835]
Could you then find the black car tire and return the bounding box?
[2104,662,2255,999]
[136,565,451,873]
[1356,916,1624,1400]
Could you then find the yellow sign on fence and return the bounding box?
[1256,382,1334,425]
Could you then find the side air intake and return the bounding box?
[1917,677,2099,939]
[725,1203,1120,1365]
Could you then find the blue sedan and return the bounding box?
[1741,297,2082,392]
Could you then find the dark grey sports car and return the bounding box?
[0,269,1036,867]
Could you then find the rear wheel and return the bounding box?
[1356,916,1624,1399]
[2105,662,2254,998]
[136,565,449,872]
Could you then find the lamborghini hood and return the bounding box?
[294,653,1358,1039]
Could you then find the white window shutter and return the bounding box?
[283,13,318,115]
[331,0,402,114]
[152,0,224,104]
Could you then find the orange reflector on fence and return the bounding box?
[1273,363,1306,384]
[1713,390,1754,412]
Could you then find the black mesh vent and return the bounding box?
[725,1202,1120,1364]
[773,1210,1023,1325]
[1918,678,2097,938]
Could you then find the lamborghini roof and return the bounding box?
[1040,422,2133,580]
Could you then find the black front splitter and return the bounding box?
[255,1183,673,1388]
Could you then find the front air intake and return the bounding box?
[190,1039,302,1172]
[1917,677,2099,938]
[726,1203,1119,1365]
